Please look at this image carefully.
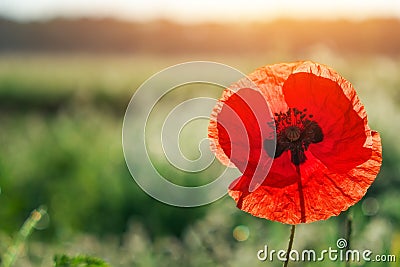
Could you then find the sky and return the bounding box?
[0,0,399,23]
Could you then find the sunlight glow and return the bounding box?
[0,0,399,22]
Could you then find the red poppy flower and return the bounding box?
[209,61,382,224]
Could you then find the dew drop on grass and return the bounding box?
[34,209,50,230]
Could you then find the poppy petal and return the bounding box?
[282,71,371,173]
[208,87,275,190]
[228,131,382,224]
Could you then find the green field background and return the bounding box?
[0,19,399,267]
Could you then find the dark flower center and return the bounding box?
[285,126,301,141]
[264,107,324,165]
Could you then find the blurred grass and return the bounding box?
[53,254,110,267]
[0,52,399,266]
[1,207,46,267]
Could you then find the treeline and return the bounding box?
[0,17,399,55]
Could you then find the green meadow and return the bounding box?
[0,51,399,266]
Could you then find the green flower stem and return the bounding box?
[283,224,296,267]
[345,212,353,267]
